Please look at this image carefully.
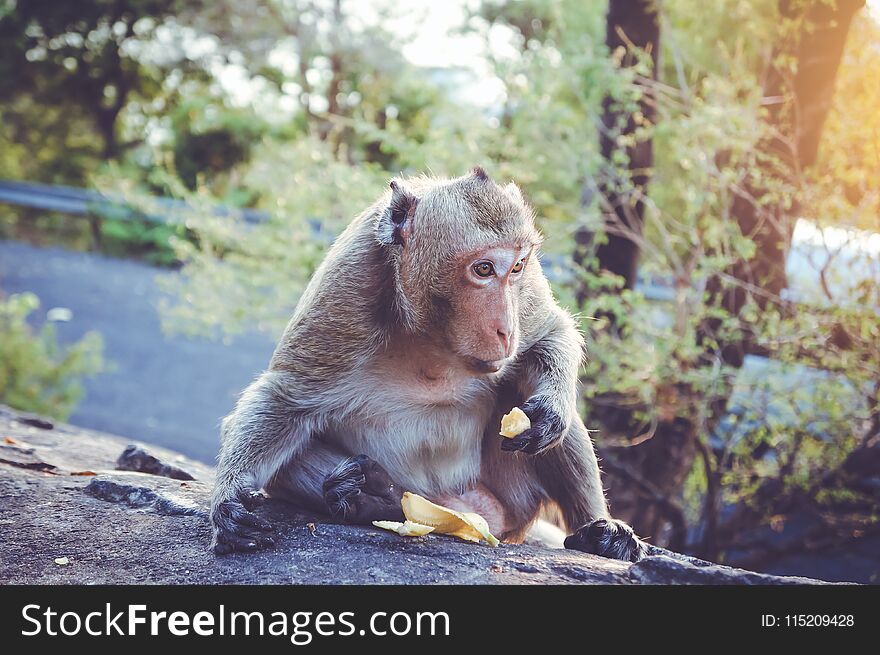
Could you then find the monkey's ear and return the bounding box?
[377,180,418,246]
[471,166,490,182]
[503,181,524,203]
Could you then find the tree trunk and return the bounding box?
[703,0,865,368]
[318,0,344,150]
[576,0,687,549]
[575,0,660,297]
[694,0,865,561]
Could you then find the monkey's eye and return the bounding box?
[511,259,525,274]
[473,262,495,278]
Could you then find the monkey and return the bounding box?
[209,166,648,563]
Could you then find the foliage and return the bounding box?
[0,0,202,177]
[0,293,104,420]
[0,0,227,263]
[97,216,187,266]
[807,11,880,232]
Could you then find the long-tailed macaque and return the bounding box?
[210,167,647,562]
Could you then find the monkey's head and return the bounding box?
[375,167,543,374]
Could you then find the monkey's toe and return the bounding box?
[323,456,367,518]
[213,531,276,555]
[211,498,275,555]
[240,488,268,511]
[323,455,404,524]
[563,518,648,562]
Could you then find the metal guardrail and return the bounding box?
[0,178,270,225]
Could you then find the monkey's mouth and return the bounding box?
[465,357,508,375]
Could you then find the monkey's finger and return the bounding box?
[500,432,534,452]
[502,427,558,455]
[218,498,274,532]
[522,433,556,455]
[245,531,276,547]
[219,525,276,549]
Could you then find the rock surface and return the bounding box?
[0,405,833,585]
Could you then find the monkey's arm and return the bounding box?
[502,308,583,455]
[211,371,314,554]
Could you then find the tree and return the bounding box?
[702,0,866,368]
[182,0,445,168]
[0,0,200,180]
[577,0,660,293]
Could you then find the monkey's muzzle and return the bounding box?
[466,357,509,374]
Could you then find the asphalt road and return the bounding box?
[0,240,276,463]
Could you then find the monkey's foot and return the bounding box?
[322,455,405,524]
[563,518,648,563]
[211,491,276,555]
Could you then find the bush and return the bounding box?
[0,292,104,420]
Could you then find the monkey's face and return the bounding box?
[443,244,531,374]
[382,169,542,375]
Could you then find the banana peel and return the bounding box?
[499,407,530,438]
[401,492,500,547]
[372,520,435,537]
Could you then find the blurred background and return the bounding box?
[0,0,877,582]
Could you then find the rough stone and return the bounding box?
[629,555,830,585]
[0,405,835,585]
[116,444,195,480]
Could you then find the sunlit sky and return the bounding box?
[394,0,880,65]
[209,0,880,121]
[343,0,511,106]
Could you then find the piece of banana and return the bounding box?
[499,406,531,438]
[397,520,435,536]
[372,519,435,537]
[401,492,500,547]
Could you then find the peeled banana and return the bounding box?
[499,407,531,438]
[372,519,435,537]
[401,492,500,547]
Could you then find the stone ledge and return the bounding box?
[0,405,834,585]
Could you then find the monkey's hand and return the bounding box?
[500,397,567,455]
[323,455,405,524]
[563,518,648,562]
[211,487,276,555]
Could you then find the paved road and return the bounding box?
[0,240,276,463]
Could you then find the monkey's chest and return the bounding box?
[334,372,496,495]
